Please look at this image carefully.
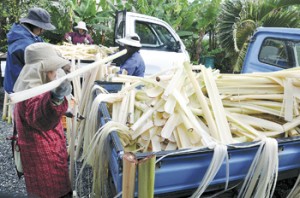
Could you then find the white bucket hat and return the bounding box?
[75,21,88,31]
[118,33,142,48]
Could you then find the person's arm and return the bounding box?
[24,92,68,131]
[5,49,25,93]
[64,32,72,43]
[86,34,94,44]
[119,56,138,76]
[24,79,72,131]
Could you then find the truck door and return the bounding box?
[114,11,189,76]
[135,20,189,75]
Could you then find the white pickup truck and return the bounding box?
[114,10,190,76]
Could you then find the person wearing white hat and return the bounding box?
[4,7,56,94]
[117,33,145,77]
[64,21,94,45]
[13,43,73,198]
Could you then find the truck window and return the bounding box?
[259,38,295,69]
[296,43,300,66]
[135,21,177,52]
[116,21,125,40]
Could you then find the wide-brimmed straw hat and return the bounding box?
[74,21,88,31]
[19,7,55,30]
[118,33,142,48]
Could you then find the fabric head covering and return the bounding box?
[118,33,142,48]
[19,7,56,30]
[74,21,88,31]
[13,43,69,92]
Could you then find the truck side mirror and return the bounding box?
[174,41,182,52]
[165,41,181,52]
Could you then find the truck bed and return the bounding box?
[98,101,300,197]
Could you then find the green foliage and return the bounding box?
[65,0,118,46]
[0,0,27,51]
[0,0,72,48]
[43,1,73,44]
[0,0,224,64]
[202,41,224,57]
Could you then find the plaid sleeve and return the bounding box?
[24,92,68,131]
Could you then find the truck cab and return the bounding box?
[241,27,300,73]
[114,10,190,76]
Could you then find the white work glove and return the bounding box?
[84,37,89,44]
[51,79,72,100]
[67,36,72,43]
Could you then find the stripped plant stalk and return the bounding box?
[283,117,300,132]
[123,152,138,198]
[161,112,181,139]
[128,89,136,125]
[172,90,212,145]
[130,99,164,131]
[69,100,78,187]
[238,138,278,198]
[2,92,8,121]
[201,65,233,144]
[283,78,294,121]
[183,62,219,141]
[191,144,228,198]
[76,121,131,197]
[138,154,156,198]
[9,49,127,104]
[229,94,283,101]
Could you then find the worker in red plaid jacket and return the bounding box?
[13,43,73,198]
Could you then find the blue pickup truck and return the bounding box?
[101,27,300,198]
[241,27,300,73]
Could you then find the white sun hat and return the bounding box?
[75,21,88,31]
[118,33,142,48]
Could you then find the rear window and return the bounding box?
[258,38,297,69]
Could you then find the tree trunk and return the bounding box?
[195,31,205,63]
[101,33,105,45]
